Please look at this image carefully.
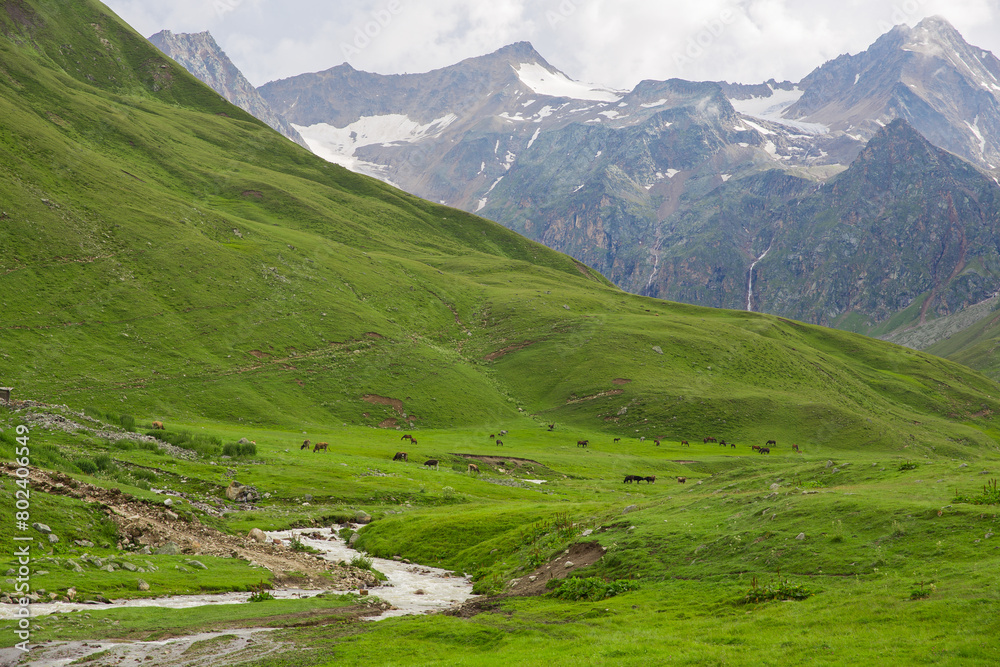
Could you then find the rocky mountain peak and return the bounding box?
[149,30,308,148]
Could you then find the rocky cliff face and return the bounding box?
[148,30,307,149]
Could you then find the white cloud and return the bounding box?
[105,0,1000,88]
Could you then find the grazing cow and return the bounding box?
[644,476,656,484]
[393,452,407,462]
[313,442,328,452]
[301,440,311,450]
[576,440,589,448]
[152,421,165,430]
[614,438,621,443]
[654,438,661,446]
[496,439,504,446]
[766,440,777,446]
[704,437,717,443]
[468,463,479,473]
[499,430,508,436]
[676,476,687,483]
[680,440,689,447]
[792,443,801,453]
[548,424,555,431]
[424,459,439,468]
[759,447,770,455]
[401,434,413,442]
[623,474,641,483]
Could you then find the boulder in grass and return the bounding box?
[248,528,267,543]
[155,541,181,555]
[137,579,150,592]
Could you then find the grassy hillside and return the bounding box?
[1,3,999,452]
[1,3,1000,665]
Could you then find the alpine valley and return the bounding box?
[165,16,1000,377]
[1,3,1000,666]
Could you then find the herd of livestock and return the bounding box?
[295,428,796,485]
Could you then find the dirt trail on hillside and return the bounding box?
[0,464,379,590]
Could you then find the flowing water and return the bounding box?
[0,527,477,665]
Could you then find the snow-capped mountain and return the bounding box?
[148,30,308,149]
[161,17,1000,343]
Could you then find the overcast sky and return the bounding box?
[102,0,1000,89]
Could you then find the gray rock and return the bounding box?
[248,528,267,543]
[121,562,138,572]
[175,565,190,572]
[622,505,638,514]
[348,533,360,546]
[652,346,663,355]
[354,511,372,525]
[795,533,806,540]
[825,460,834,468]
[164,498,174,507]
[238,437,251,445]
[47,534,59,544]
[32,523,52,534]
[155,542,181,555]
[137,579,150,592]
[185,560,208,570]
[74,540,94,548]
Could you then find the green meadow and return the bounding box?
[0,2,999,664]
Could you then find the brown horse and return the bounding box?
[468,463,479,473]
[719,439,727,447]
[547,424,555,431]
[759,447,770,455]
[614,438,621,443]
[680,440,689,446]
[424,459,439,468]
[577,440,589,447]
[792,443,801,453]
[496,439,504,446]
[313,442,328,452]
[654,438,661,446]
[301,440,311,450]
[730,441,736,448]
[401,434,414,441]
[751,445,761,451]
[677,476,687,483]
[623,474,641,483]
[152,421,165,430]
[644,476,656,483]
[766,440,777,446]
[393,452,407,461]
[704,437,717,443]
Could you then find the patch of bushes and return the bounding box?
[548,576,639,602]
[742,575,815,603]
[146,429,221,457]
[222,441,256,458]
[75,458,98,475]
[898,461,918,471]
[953,478,1000,505]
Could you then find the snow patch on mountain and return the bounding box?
[513,62,624,102]
[731,85,829,135]
[294,113,456,161]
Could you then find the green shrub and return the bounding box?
[549,577,639,602]
[93,453,115,472]
[953,478,1000,505]
[75,458,98,475]
[222,442,257,458]
[742,576,814,603]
